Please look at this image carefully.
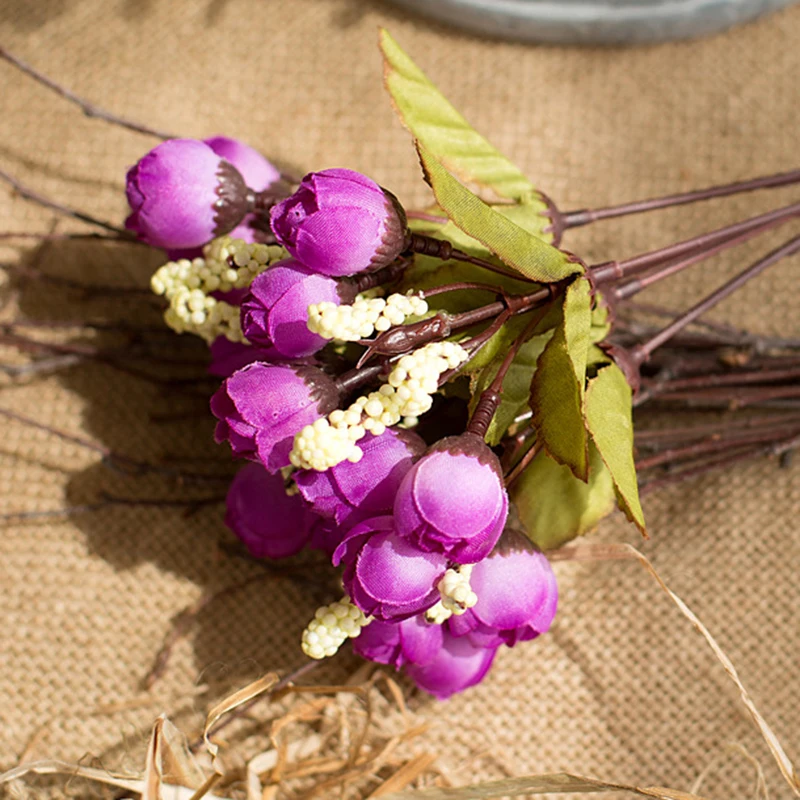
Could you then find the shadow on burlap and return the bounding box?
[0,0,798,797]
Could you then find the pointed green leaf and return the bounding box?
[511,443,616,551]
[585,362,646,535]
[417,145,582,284]
[529,279,592,480]
[380,28,543,207]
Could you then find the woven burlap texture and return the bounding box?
[1,1,798,797]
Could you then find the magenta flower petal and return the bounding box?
[240,259,340,358]
[449,532,559,647]
[294,429,425,527]
[394,434,508,563]
[353,614,443,669]
[211,363,338,471]
[225,463,314,559]
[406,631,497,700]
[270,169,406,277]
[125,139,249,249]
[334,517,447,621]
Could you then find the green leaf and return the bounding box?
[529,278,592,480]
[470,329,554,445]
[380,28,541,204]
[584,362,647,535]
[417,145,582,284]
[511,443,616,551]
[590,292,612,344]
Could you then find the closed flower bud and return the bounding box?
[448,530,558,647]
[353,614,443,670]
[240,259,344,358]
[210,363,338,472]
[225,462,315,559]
[393,433,508,564]
[294,428,425,528]
[125,138,252,249]
[406,630,497,700]
[332,516,448,621]
[270,168,407,277]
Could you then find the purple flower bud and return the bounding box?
[353,614,443,669]
[270,169,407,277]
[406,630,497,700]
[240,259,343,358]
[125,139,252,250]
[448,531,558,648]
[210,363,338,472]
[393,434,508,564]
[225,462,315,559]
[294,429,425,528]
[332,516,448,621]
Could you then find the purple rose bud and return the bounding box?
[294,429,425,528]
[270,168,407,277]
[332,516,448,621]
[125,139,252,250]
[210,363,338,472]
[406,630,497,700]
[240,259,344,358]
[448,531,558,648]
[225,462,315,559]
[353,614,443,669]
[393,433,508,564]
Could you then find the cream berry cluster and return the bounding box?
[150,236,285,342]
[307,292,428,341]
[289,341,469,472]
[301,596,372,660]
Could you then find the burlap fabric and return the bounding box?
[1,1,798,797]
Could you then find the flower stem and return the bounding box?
[607,217,787,303]
[0,45,174,140]
[628,234,800,367]
[0,167,132,235]
[562,167,800,229]
[466,304,553,439]
[590,199,800,285]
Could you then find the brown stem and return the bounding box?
[562,167,800,229]
[466,304,552,439]
[0,45,174,140]
[607,217,786,303]
[635,425,800,471]
[333,363,386,396]
[505,441,543,488]
[635,412,800,447]
[629,234,800,366]
[404,232,536,282]
[0,168,132,236]
[589,200,800,285]
[638,431,800,496]
[644,365,800,394]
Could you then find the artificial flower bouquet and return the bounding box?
[3,30,799,714]
[121,30,800,700]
